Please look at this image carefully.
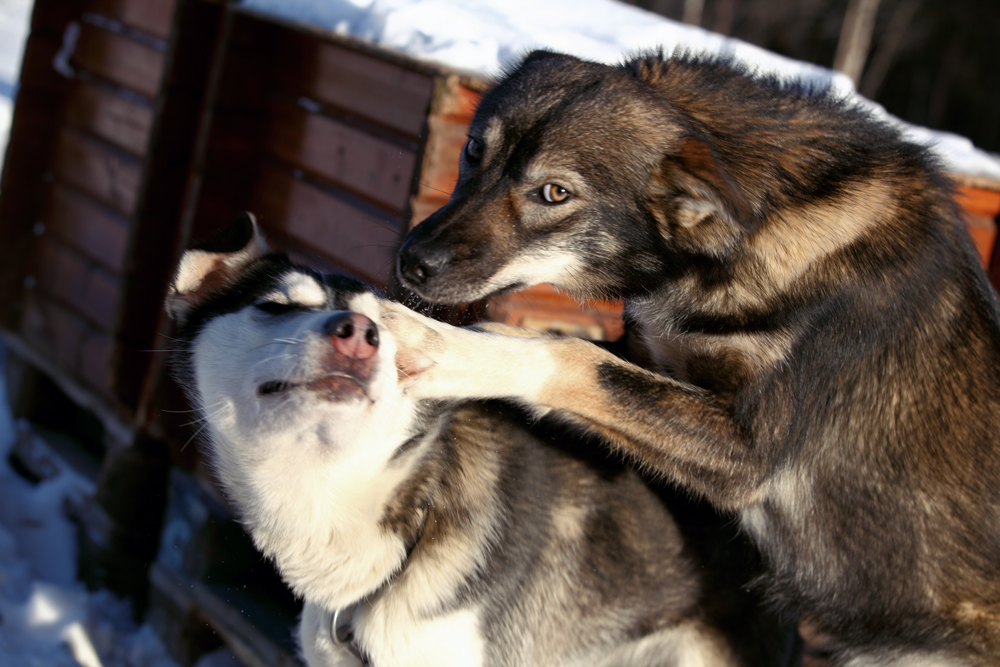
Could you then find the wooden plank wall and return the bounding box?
[183,10,433,287]
[0,0,225,414]
[8,0,170,402]
[0,0,87,328]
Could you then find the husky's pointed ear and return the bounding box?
[649,135,756,257]
[166,213,269,323]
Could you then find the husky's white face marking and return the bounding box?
[260,271,330,309]
[190,270,425,609]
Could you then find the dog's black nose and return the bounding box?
[398,242,451,287]
[323,312,379,360]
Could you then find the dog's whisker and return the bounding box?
[160,401,223,415]
[179,402,227,428]
[179,403,230,450]
[418,181,452,197]
[249,338,305,352]
[251,353,297,368]
[179,420,212,451]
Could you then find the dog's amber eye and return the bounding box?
[464,137,483,162]
[542,183,570,204]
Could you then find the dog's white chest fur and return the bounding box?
[300,602,485,667]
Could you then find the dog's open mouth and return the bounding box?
[258,372,371,402]
[259,380,293,396]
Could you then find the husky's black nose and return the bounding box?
[323,312,379,360]
[397,240,451,287]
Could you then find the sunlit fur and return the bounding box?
[391,51,1000,666]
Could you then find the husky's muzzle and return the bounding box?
[258,311,381,402]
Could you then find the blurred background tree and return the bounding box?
[624,0,1000,154]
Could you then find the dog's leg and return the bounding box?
[381,304,766,509]
[469,321,555,338]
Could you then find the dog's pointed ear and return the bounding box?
[649,135,756,256]
[166,213,269,323]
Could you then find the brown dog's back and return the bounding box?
[394,51,1000,665]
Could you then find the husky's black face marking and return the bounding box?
[258,380,291,396]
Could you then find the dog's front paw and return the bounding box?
[379,302,440,387]
[380,302,480,396]
[380,302,555,404]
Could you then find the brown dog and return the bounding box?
[387,51,1000,666]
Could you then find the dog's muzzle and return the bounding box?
[258,312,381,401]
[396,237,454,291]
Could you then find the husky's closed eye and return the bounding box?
[254,300,307,315]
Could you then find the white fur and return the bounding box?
[192,278,500,666]
[300,601,485,667]
[438,248,586,303]
[587,621,736,667]
[491,249,586,295]
[193,284,422,610]
[269,272,330,308]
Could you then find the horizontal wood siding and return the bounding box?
[44,183,131,272]
[276,32,434,138]
[264,97,417,214]
[254,164,401,284]
[32,240,120,332]
[86,0,177,40]
[1,0,225,407]
[20,293,114,395]
[72,22,166,99]
[52,128,142,215]
[64,81,154,156]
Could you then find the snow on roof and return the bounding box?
[241,0,1000,184]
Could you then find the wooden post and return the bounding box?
[834,0,881,86]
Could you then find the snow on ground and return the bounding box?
[0,341,189,667]
[243,0,1000,183]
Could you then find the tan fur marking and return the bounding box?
[534,339,615,419]
[481,119,503,163]
[755,180,898,290]
[642,326,792,380]
[950,602,1000,660]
